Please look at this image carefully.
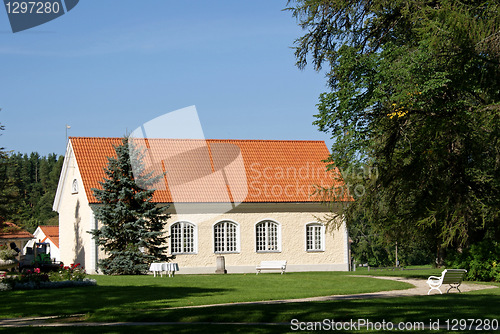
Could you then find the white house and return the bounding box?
[23,225,61,262]
[53,137,351,274]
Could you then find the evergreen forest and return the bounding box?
[0,149,63,233]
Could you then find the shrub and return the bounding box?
[0,245,16,261]
[446,240,500,282]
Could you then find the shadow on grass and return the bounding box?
[0,325,285,334]
[106,289,500,325]
[2,287,498,334]
[0,285,229,319]
[6,294,497,334]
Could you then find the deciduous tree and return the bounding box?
[288,0,500,257]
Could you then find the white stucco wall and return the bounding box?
[57,197,349,274]
[55,145,97,272]
[165,203,348,274]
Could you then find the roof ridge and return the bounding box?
[69,136,123,139]
[207,139,326,143]
[69,137,325,143]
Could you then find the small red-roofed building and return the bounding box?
[53,137,352,274]
[0,219,34,259]
[23,225,60,262]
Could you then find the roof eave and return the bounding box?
[52,140,73,213]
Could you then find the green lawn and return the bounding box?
[1,270,499,333]
[0,272,410,320]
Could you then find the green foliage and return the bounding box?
[0,244,16,261]
[288,0,500,256]
[446,240,500,282]
[349,206,435,267]
[350,216,435,267]
[0,151,63,232]
[89,137,171,275]
[0,119,17,219]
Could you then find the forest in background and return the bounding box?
[0,151,63,233]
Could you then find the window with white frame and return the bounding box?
[256,220,281,252]
[306,223,325,251]
[170,221,196,254]
[214,220,239,253]
[71,179,78,194]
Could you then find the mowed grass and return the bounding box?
[3,284,500,334]
[2,269,499,334]
[0,272,411,320]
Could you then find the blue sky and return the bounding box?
[0,0,330,156]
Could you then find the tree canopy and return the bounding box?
[0,120,13,219]
[4,152,63,230]
[288,0,500,255]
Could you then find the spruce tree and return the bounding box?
[0,120,17,219]
[89,137,171,275]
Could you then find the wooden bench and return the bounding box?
[427,269,467,295]
[256,260,287,275]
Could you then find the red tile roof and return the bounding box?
[70,137,350,204]
[0,221,34,240]
[39,225,59,248]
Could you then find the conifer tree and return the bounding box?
[0,120,17,219]
[89,137,171,275]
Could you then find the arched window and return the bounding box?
[213,220,239,253]
[255,220,281,252]
[71,179,78,194]
[170,221,196,254]
[306,223,325,252]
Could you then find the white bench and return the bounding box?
[256,260,287,275]
[427,269,467,295]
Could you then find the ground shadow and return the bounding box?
[0,285,229,318]
[121,290,500,325]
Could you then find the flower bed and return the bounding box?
[0,263,96,291]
